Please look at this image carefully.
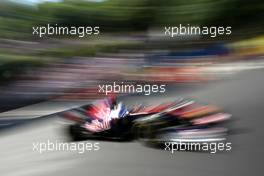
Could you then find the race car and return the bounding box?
[61,96,231,144]
[62,97,137,141]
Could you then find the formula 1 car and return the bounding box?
[61,97,231,143]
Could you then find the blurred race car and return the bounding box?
[61,97,231,144]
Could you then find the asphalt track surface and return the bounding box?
[0,69,264,176]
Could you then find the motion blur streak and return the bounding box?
[0,0,264,176]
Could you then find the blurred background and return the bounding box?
[0,0,264,176]
[0,0,264,110]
